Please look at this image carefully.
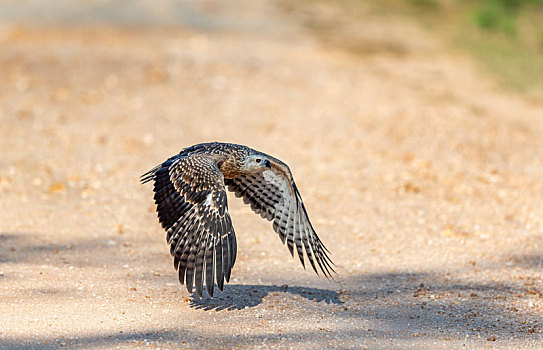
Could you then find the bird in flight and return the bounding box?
[141,142,334,298]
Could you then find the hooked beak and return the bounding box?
[263,159,272,168]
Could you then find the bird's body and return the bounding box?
[141,142,334,298]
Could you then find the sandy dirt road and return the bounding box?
[1,1,542,349]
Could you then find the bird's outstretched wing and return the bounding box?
[225,161,335,278]
[141,154,236,298]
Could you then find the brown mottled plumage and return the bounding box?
[141,142,334,298]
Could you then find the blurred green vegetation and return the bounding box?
[473,0,519,35]
[405,0,543,36]
[399,0,543,95]
[289,0,542,96]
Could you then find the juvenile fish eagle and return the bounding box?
[141,142,334,298]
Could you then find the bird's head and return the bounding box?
[241,154,272,173]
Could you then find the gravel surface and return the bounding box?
[1,1,542,349]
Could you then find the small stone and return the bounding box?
[414,290,426,297]
[49,183,66,194]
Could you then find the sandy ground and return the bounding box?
[1,1,543,349]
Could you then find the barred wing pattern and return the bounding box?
[225,168,335,278]
[141,154,236,298]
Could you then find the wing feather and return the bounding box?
[194,229,207,297]
[205,237,215,297]
[142,153,236,298]
[185,245,196,294]
[302,225,318,274]
[292,212,305,268]
[225,163,334,278]
[215,233,225,291]
[284,203,296,257]
[223,228,232,282]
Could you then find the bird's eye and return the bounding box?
[255,159,261,163]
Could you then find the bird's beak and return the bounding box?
[264,159,272,168]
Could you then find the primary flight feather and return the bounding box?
[141,142,334,298]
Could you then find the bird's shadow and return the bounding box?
[189,284,342,311]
